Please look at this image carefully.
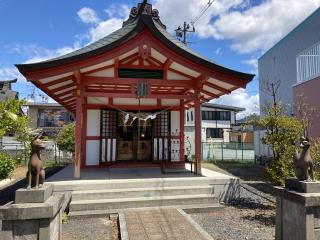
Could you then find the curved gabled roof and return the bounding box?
[16,2,254,82]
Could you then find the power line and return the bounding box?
[175,0,215,45]
[191,0,214,26]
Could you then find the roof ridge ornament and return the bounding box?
[123,1,166,29]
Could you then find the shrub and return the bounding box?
[310,138,320,180]
[0,151,15,180]
[258,104,303,185]
[56,123,75,154]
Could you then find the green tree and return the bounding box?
[0,151,15,180]
[0,98,30,141]
[258,103,303,185]
[0,98,32,174]
[56,123,75,154]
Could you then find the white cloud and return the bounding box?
[154,0,320,54]
[2,42,81,86]
[0,67,56,103]
[105,4,130,19]
[9,43,81,64]
[211,88,259,119]
[77,4,130,43]
[154,0,247,34]
[89,18,124,42]
[242,58,258,74]
[0,67,22,81]
[213,0,320,53]
[214,47,222,55]
[77,7,100,24]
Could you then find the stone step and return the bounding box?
[71,185,214,201]
[68,204,223,218]
[70,194,218,212]
[52,177,232,192]
[163,168,191,174]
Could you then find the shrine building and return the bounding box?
[16,1,254,178]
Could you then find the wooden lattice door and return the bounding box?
[152,111,170,161]
[100,109,117,163]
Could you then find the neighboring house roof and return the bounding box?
[0,78,18,100]
[0,79,17,90]
[259,7,320,61]
[26,102,63,107]
[16,2,254,82]
[201,103,245,112]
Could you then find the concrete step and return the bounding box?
[68,204,223,218]
[52,177,233,192]
[70,194,218,212]
[163,168,191,174]
[71,185,214,201]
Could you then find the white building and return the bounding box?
[184,103,245,156]
[258,8,320,114]
[256,7,320,158]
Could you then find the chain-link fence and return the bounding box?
[202,142,255,163]
[0,140,73,166]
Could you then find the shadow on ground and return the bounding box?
[228,197,276,226]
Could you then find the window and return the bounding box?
[187,112,189,122]
[153,111,169,137]
[190,111,193,121]
[202,111,231,121]
[38,109,68,127]
[218,111,231,121]
[206,128,224,139]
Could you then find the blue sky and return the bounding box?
[0,0,319,117]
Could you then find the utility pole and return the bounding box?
[175,22,195,45]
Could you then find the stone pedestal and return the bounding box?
[275,179,320,240]
[0,184,64,240]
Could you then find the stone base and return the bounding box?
[1,209,62,240]
[285,178,320,193]
[0,184,64,240]
[15,184,53,204]
[275,180,320,240]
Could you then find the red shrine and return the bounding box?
[16,1,254,178]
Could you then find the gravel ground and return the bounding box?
[62,216,119,240]
[190,183,276,240]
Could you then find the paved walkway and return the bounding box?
[47,164,232,182]
[123,208,212,240]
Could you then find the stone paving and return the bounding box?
[124,208,210,240]
[62,216,115,240]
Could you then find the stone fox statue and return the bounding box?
[27,134,45,189]
[293,136,314,181]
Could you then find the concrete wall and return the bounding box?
[293,76,320,139]
[170,111,180,135]
[259,8,320,115]
[254,130,273,157]
[28,107,38,129]
[230,132,254,143]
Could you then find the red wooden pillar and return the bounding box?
[81,100,87,168]
[74,71,83,179]
[180,100,185,162]
[194,92,202,175]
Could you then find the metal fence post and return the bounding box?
[54,142,57,164]
[221,142,224,161]
[235,142,238,161]
[201,142,203,162]
[242,142,244,162]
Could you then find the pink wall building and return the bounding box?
[293,76,320,140]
